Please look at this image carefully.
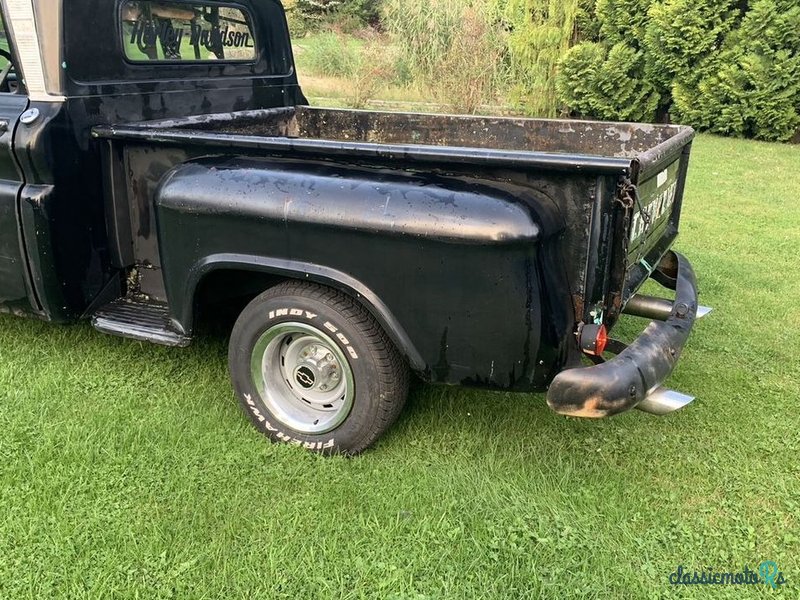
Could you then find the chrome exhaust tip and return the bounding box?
[636,387,695,416]
[696,305,713,319]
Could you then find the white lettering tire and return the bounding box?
[228,281,409,455]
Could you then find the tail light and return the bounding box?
[580,324,608,356]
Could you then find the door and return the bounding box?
[0,8,32,311]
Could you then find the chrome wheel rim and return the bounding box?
[250,322,355,435]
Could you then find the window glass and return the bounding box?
[0,12,10,70]
[0,9,21,93]
[121,1,256,62]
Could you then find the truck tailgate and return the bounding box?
[621,136,693,304]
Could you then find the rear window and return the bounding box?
[121,1,256,62]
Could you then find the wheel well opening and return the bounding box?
[190,268,421,372]
[193,269,287,335]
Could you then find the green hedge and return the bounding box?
[595,0,653,47]
[673,0,800,140]
[556,42,659,121]
[557,0,800,141]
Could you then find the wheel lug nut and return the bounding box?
[326,353,334,361]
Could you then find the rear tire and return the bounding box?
[228,281,409,455]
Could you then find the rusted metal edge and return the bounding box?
[91,125,634,175]
[632,127,696,182]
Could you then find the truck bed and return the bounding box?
[96,106,693,180]
[93,106,695,364]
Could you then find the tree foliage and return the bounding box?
[492,0,580,117]
[556,0,800,140]
[288,0,382,33]
[287,0,800,140]
[672,0,800,140]
[595,0,654,48]
[557,42,660,121]
[644,0,739,93]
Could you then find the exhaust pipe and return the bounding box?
[624,294,713,322]
[621,292,705,415]
[636,387,695,416]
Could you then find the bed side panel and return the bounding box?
[155,157,557,389]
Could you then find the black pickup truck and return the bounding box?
[0,0,709,454]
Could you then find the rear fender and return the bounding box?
[183,254,427,371]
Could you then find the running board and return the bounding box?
[92,298,191,347]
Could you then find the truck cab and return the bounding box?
[0,0,304,322]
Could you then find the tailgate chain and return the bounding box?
[616,177,652,267]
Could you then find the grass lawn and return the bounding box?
[1,134,798,598]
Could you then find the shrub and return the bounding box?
[345,40,397,108]
[671,0,800,141]
[643,0,740,92]
[382,0,471,82]
[433,6,505,112]
[283,0,308,37]
[337,0,383,28]
[288,0,382,34]
[574,0,601,42]
[556,0,799,139]
[595,0,654,48]
[557,42,660,121]
[295,0,343,21]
